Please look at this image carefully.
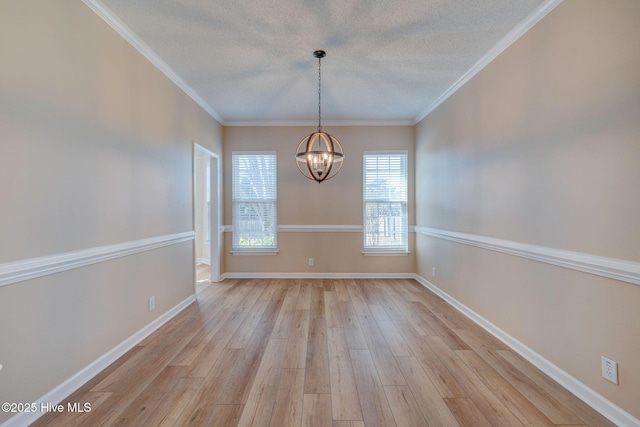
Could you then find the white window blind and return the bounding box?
[232,152,277,250]
[363,152,408,251]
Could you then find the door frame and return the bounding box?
[193,142,222,283]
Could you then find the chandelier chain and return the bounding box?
[318,55,322,131]
[295,50,344,183]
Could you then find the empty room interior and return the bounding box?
[1,0,639,426]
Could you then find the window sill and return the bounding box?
[230,249,279,255]
[362,250,411,256]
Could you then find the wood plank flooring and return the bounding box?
[33,278,614,427]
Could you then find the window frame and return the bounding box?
[362,150,409,255]
[231,151,278,255]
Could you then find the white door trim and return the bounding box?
[194,143,222,283]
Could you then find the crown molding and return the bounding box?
[224,119,415,127]
[414,0,564,124]
[83,0,564,129]
[82,0,224,124]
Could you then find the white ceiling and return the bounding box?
[90,0,559,125]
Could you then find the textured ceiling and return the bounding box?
[94,0,555,125]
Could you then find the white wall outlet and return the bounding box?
[601,356,618,384]
[308,258,314,267]
[432,267,436,278]
[149,296,155,311]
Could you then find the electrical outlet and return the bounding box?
[432,267,436,278]
[308,258,314,267]
[0,363,3,372]
[601,356,618,384]
[149,296,155,311]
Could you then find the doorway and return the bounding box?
[194,143,221,289]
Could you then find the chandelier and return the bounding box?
[295,50,344,183]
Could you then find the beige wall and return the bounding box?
[0,1,222,422]
[223,126,415,274]
[3,0,637,422]
[415,0,640,418]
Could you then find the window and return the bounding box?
[232,152,277,251]
[363,151,408,252]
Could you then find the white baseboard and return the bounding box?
[221,272,415,280]
[196,258,211,265]
[1,294,196,427]
[5,273,636,426]
[413,274,640,427]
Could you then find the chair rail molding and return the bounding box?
[0,231,195,287]
[414,226,640,286]
[222,225,417,233]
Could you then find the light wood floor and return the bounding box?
[195,263,211,293]
[34,278,613,427]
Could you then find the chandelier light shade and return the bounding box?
[295,50,344,183]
